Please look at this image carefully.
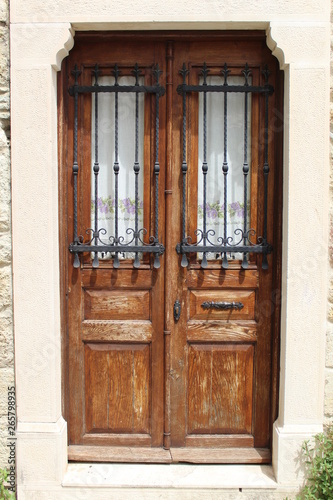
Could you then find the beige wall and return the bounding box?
[326,0,333,425]
[2,0,331,497]
[0,0,13,469]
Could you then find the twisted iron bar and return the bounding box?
[71,64,81,269]
[201,62,209,269]
[153,64,162,269]
[180,63,189,268]
[241,63,251,270]
[132,63,142,268]
[113,64,120,268]
[92,64,101,268]
[221,63,230,269]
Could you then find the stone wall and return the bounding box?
[0,0,13,468]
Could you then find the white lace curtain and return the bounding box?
[197,75,251,259]
[91,74,250,261]
[91,75,144,249]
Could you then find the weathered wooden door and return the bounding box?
[59,32,282,464]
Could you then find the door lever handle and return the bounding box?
[201,301,244,311]
[174,300,181,321]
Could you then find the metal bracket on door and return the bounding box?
[174,300,181,321]
[201,301,244,311]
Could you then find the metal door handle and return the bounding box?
[174,300,181,321]
[201,301,244,311]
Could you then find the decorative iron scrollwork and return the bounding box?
[68,63,166,269]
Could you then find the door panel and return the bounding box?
[60,32,283,463]
[188,344,254,434]
[84,289,150,320]
[168,38,281,460]
[84,343,150,434]
[63,39,166,454]
[189,290,256,320]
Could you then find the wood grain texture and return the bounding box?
[84,343,150,434]
[163,40,174,451]
[81,268,153,289]
[64,37,166,453]
[68,445,172,463]
[186,269,259,289]
[81,433,151,446]
[170,447,270,464]
[85,345,109,432]
[189,290,255,320]
[61,33,283,463]
[109,348,133,432]
[185,434,254,448]
[82,320,153,342]
[188,344,254,434]
[84,289,150,320]
[133,345,150,432]
[187,320,257,342]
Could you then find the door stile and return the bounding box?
[270,67,284,433]
[163,41,174,451]
[169,41,191,447]
[67,62,86,445]
[58,61,70,423]
[149,43,168,447]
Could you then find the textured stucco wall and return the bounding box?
[0,0,13,469]
[326,0,333,424]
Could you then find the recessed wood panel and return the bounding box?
[189,290,255,320]
[85,343,150,434]
[85,344,109,432]
[84,289,150,320]
[188,344,254,434]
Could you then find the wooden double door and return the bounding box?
[60,32,283,463]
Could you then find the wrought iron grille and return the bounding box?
[68,63,166,269]
[176,62,274,270]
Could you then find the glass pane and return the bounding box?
[197,75,251,261]
[91,75,144,260]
